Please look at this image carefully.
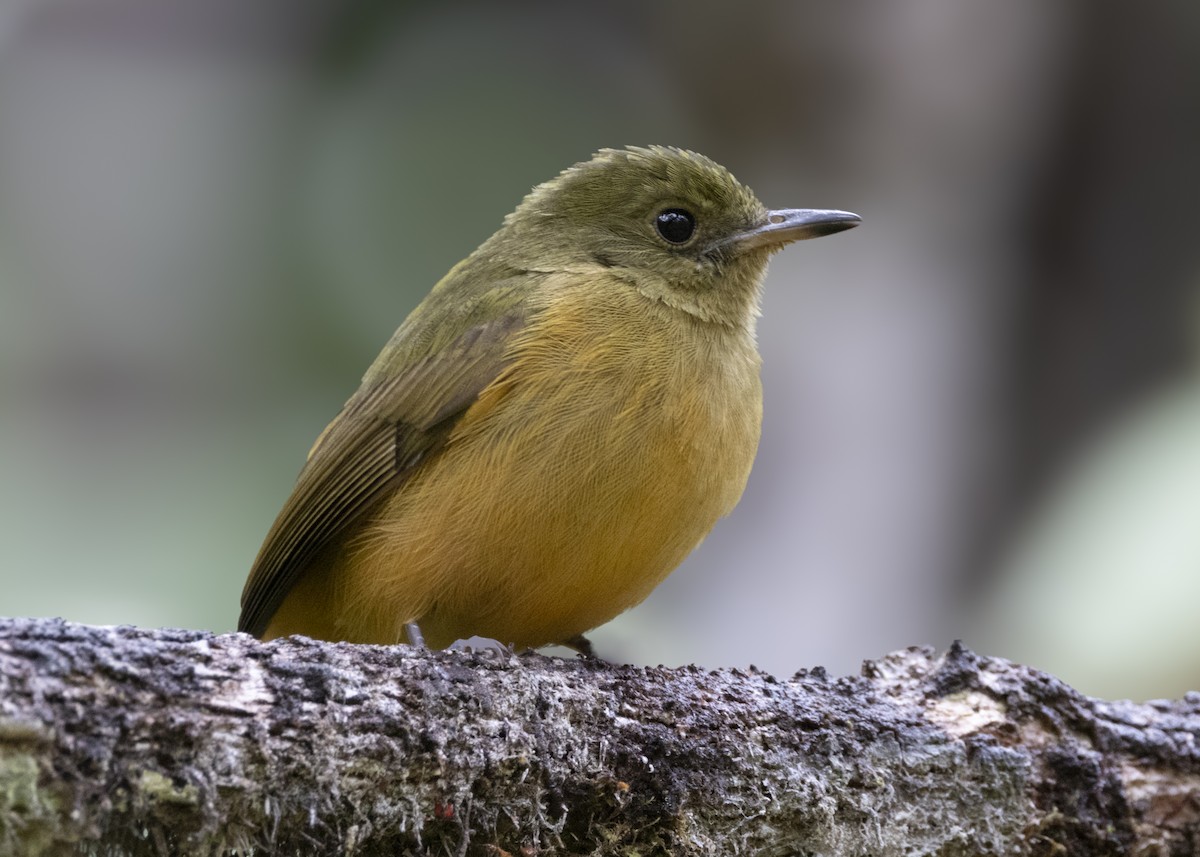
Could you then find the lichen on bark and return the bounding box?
[1,620,1198,856]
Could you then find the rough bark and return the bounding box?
[0,618,1197,856]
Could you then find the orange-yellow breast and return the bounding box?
[264,273,763,649]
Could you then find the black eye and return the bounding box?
[655,209,696,244]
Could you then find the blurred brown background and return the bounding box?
[1,1,1197,700]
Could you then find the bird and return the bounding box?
[238,145,859,653]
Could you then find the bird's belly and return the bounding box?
[339,363,761,649]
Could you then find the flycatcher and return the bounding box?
[239,146,859,652]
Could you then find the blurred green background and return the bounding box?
[1,1,1198,700]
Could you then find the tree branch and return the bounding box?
[0,618,1197,855]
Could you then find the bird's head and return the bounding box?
[499,146,860,328]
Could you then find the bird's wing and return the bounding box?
[237,293,529,638]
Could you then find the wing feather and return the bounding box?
[237,309,526,637]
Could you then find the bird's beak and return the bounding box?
[722,208,861,254]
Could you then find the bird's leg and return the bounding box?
[404,622,426,649]
[559,633,597,658]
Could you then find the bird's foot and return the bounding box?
[448,636,515,658]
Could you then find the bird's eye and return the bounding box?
[655,209,696,244]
